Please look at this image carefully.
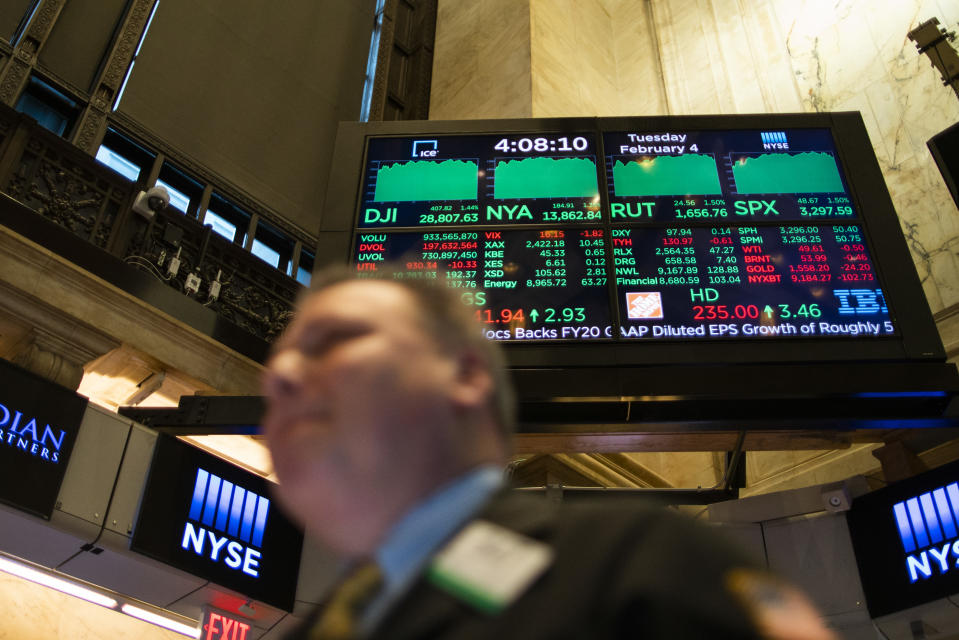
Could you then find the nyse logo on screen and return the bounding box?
[181,469,270,578]
[0,402,67,464]
[894,483,959,583]
[412,139,438,158]
[761,131,788,150]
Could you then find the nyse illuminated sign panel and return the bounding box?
[848,460,959,617]
[894,484,959,583]
[131,436,302,611]
[181,469,269,578]
[0,359,86,519]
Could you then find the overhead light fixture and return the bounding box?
[0,553,200,637]
[121,604,201,638]
[0,555,118,609]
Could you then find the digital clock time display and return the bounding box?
[493,136,591,154]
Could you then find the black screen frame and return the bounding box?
[319,113,943,370]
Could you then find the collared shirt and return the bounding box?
[360,465,504,632]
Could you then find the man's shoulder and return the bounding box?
[479,489,739,555]
[478,490,764,601]
[409,490,765,639]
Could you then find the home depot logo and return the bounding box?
[894,483,959,582]
[180,469,270,578]
[626,292,664,319]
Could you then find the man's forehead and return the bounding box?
[290,279,423,331]
[307,279,415,310]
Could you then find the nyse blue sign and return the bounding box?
[0,402,67,463]
[181,468,268,578]
[848,460,959,617]
[131,436,302,610]
[894,483,959,582]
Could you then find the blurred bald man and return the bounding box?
[262,268,836,640]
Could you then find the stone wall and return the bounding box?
[430,0,532,119]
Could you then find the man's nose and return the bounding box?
[263,350,306,399]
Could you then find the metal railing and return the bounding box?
[0,105,299,350]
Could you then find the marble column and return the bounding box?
[10,331,88,391]
[430,0,670,119]
[430,0,533,119]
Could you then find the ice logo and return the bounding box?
[412,139,438,158]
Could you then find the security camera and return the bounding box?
[132,185,170,219]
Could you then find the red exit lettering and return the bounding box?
[204,611,251,640]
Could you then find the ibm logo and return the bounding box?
[181,468,269,577]
[761,131,789,150]
[894,483,959,582]
[834,289,887,316]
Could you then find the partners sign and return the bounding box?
[0,359,86,518]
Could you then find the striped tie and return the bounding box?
[310,562,383,640]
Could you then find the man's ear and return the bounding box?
[449,348,494,411]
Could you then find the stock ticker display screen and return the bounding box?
[602,129,857,223]
[359,133,603,227]
[353,128,898,343]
